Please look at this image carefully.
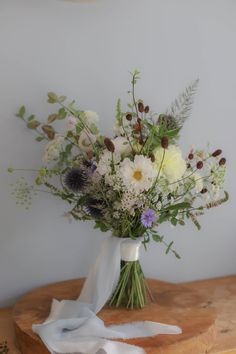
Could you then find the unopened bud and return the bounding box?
[149,153,155,162]
[104,137,115,153]
[219,157,226,166]
[188,153,194,160]
[138,102,144,113]
[196,161,203,169]
[126,113,132,121]
[201,188,208,194]
[144,105,149,113]
[161,136,169,149]
[212,149,222,157]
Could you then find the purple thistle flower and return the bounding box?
[141,209,156,228]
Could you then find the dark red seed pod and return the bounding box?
[139,137,144,145]
[104,137,115,153]
[144,105,149,113]
[219,157,226,165]
[161,136,169,149]
[212,149,222,157]
[138,102,144,113]
[133,123,142,133]
[201,188,208,194]
[196,161,203,169]
[149,153,155,162]
[188,153,194,160]
[126,113,132,121]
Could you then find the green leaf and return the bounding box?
[165,241,174,254]
[27,114,35,122]
[42,124,55,139]
[35,136,45,142]
[47,92,58,104]
[152,234,163,242]
[173,250,181,259]
[57,108,67,120]
[166,202,191,211]
[16,106,26,118]
[171,218,178,226]
[27,120,41,129]
[47,114,58,123]
[58,95,67,103]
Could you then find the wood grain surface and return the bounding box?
[13,278,218,354]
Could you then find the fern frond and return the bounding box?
[167,79,199,126]
[189,212,201,230]
[206,191,229,209]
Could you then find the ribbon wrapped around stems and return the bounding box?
[33,235,181,354]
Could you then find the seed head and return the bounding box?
[161,136,169,149]
[104,137,115,153]
[212,149,222,157]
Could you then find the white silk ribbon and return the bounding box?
[33,235,181,354]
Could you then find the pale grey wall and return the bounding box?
[0,0,235,307]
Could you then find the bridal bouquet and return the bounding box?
[10,70,228,309]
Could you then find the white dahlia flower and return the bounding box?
[120,155,156,194]
[153,145,187,183]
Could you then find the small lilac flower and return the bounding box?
[141,209,156,228]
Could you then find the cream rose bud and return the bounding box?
[84,111,99,126]
[153,145,186,182]
[67,116,77,131]
[111,136,132,156]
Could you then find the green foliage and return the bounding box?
[16,105,26,118]
[167,79,199,126]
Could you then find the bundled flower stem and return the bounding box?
[109,260,149,309]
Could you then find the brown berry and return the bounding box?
[104,137,115,153]
[149,153,155,162]
[219,157,226,165]
[196,161,203,169]
[126,113,132,121]
[161,136,169,149]
[201,188,208,194]
[144,105,149,113]
[133,123,142,133]
[212,149,222,157]
[188,153,194,160]
[138,102,144,113]
[139,137,144,145]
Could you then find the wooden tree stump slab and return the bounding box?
[13,278,218,354]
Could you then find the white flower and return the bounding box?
[153,145,187,183]
[111,136,132,156]
[67,116,77,131]
[96,151,121,176]
[78,129,96,153]
[42,135,64,164]
[84,111,99,127]
[120,155,156,194]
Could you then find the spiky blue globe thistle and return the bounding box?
[64,168,88,193]
[85,198,104,218]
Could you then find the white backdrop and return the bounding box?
[0,0,235,307]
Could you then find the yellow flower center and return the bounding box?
[133,170,143,181]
